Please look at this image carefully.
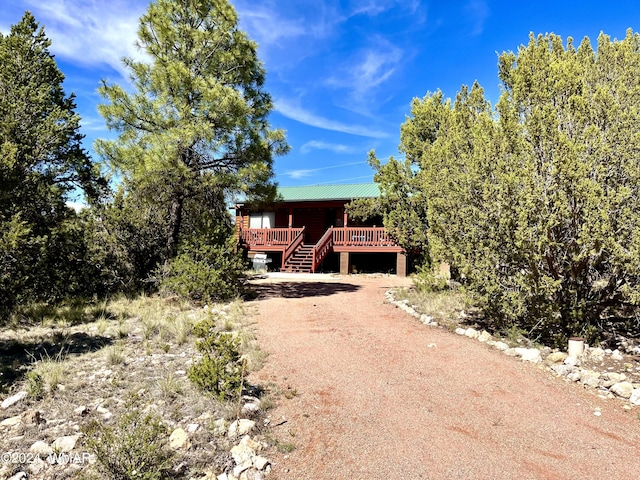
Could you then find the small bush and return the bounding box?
[159,236,246,303]
[188,317,243,400]
[414,263,449,293]
[83,407,172,480]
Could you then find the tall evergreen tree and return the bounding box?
[96,0,288,266]
[385,30,640,344]
[0,12,104,313]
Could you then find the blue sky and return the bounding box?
[1,0,639,190]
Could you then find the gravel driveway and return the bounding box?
[248,274,640,479]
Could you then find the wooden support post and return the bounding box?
[396,252,407,277]
[340,252,350,275]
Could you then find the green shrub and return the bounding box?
[188,317,243,400]
[83,407,172,480]
[160,235,246,303]
[414,263,449,293]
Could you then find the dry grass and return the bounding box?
[0,294,269,479]
[395,285,473,329]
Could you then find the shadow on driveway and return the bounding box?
[248,281,360,300]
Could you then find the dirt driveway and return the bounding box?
[248,274,640,480]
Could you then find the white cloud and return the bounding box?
[464,0,489,36]
[20,0,147,79]
[326,37,403,98]
[283,160,368,179]
[275,98,390,138]
[300,141,358,154]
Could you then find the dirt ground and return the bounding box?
[247,274,640,480]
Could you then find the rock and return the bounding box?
[610,382,634,399]
[169,428,191,450]
[564,356,579,366]
[74,405,89,416]
[212,418,227,436]
[230,443,255,465]
[27,456,47,475]
[545,352,568,365]
[477,331,492,342]
[239,435,264,452]
[1,415,22,427]
[503,348,519,357]
[567,371,582,382]
[515,348,541,363]
[240,469,264,480]
[30,440,53,455]
[464,328,479,339]
[241,403,260,416]
[419,314,433,324]
[7,472,27,480]
[186,423,200,433]
[580,370,601,388]
[228,419,255,438]
[550,364,573,376]
[602,372,626,382]
[233,462,251,478]
[588,347,605,361]
[52,434,80,452]
[455,327,466,336]
[630,389,640,406]
[253,456,270,471]
[611,350,624,361]
[21,409,44,425]
[493,341,509,351]
[1,391,28,410]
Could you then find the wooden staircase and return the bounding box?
[282,244,314,272]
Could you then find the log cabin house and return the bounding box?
[235,183,408,275]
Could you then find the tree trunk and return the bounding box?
[165,194,184,269]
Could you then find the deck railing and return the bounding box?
[332,227,396,247]
[312,227,334,273]
[239,227,304,246]
[283,227,306,269]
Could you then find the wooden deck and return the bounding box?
[239,226,403,273]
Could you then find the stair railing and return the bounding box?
[282,227,306,269]
[312,227,334,273]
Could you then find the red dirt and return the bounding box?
[248,274,640,480]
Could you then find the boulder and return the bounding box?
[1,391,28,410]
[610,382,634,399]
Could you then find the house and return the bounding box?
[235,183,407,275]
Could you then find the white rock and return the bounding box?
[545,352,568,365]
[253,456,270,471]
[186,423,200,433]
[503,348,519,357]
[610,382,634,399]
[611,350,624,361]
[493,341,509,351]
[1,415,22,427]
[516,348,541,363]
[233,462,251,478]
[30,441,53,455]
[464,328,479,339]
[564,356,579,366]
[228,419,256,438]
[454,327,466,336]
[230,443,255,465]
[169,428,191,450]
[602,372,626,382]
[241,403,260,416]
[74,405,89,416]
[7,472,27,480]
[1,391,28,410]
[630,389,640,406]
[477,331,492,342]
[580,370,601,388]
[52,434,80,453]
[551,364,574,376]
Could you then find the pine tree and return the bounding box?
[96,0,288,265]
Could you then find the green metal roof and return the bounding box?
[277,183,380,202]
